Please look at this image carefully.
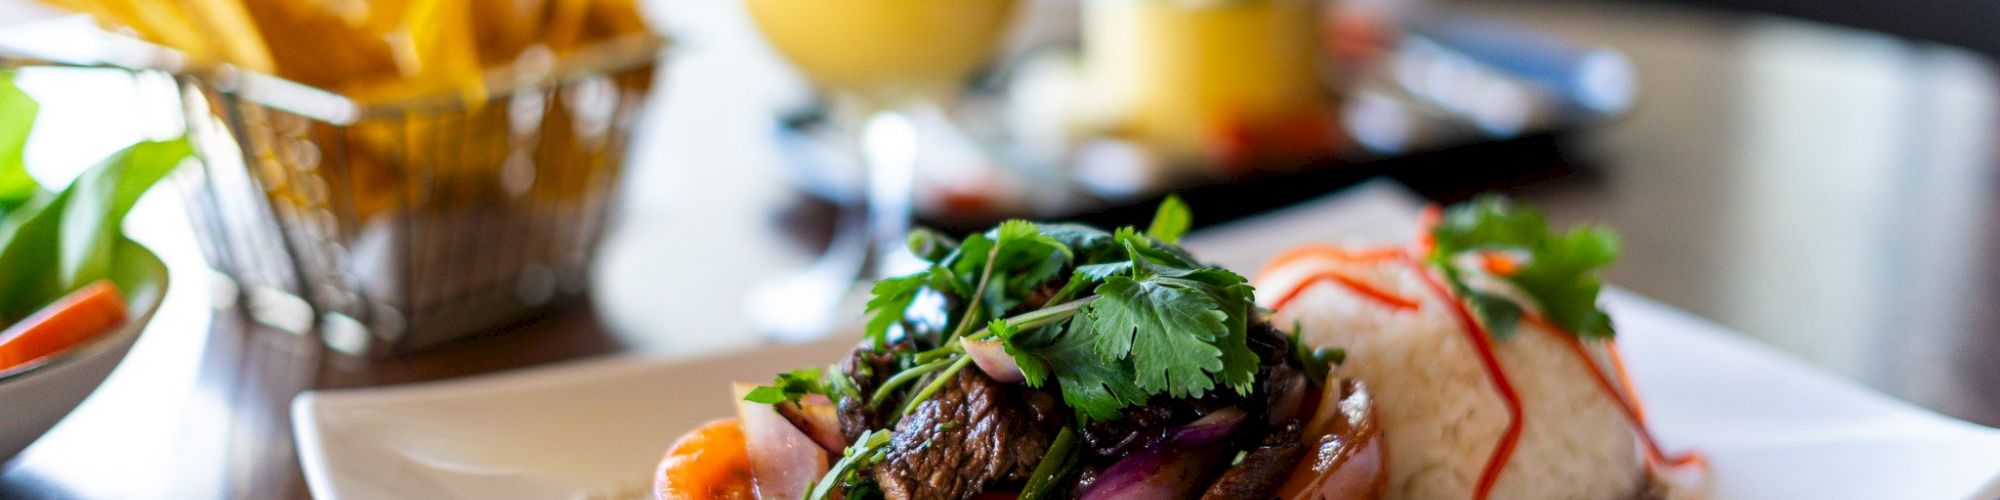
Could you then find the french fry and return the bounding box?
[44,0,650,101]
[177,0,274,72]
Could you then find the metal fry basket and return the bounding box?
[178,35,665,357]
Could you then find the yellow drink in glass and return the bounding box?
[1085,0,1329,162]
[744,0,1022,103]
[739,0,1023,339]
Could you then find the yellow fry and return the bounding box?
[177,0,274,71]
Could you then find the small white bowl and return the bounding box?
[0,242,167,462]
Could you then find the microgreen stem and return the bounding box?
[870,358,952,407]
[966,296,1098,341]
[1042,275,1092,308]
[944,243,1004,344]
[1018,427,1080,500]
[898,356,974,418]
[913,346,957,363]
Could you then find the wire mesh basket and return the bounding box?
[177,34,664,357]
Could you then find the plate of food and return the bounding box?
[293,183,2000,499]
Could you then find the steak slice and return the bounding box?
[874,369,1063,499]
[1200,423,1306,499]
[839,348,899,443]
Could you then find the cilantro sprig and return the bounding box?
[1427,196,1620,339]
[832,196,1260,424]
[742,367,840,406]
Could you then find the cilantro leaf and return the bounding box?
[987,220,1072,313]
[856,201,1265,424]
[1116,226,1201,275]
[1207,281,1260,394]
[863,272,929,348]
[1430,197,1547,257]
[1465,289,1525,339]
[1146,195,1191,244]
[906,227,959,263]
[1028,322,1147,422]
[1038,223,1119,263]
[1511,226,1619,337]
[1429,196,1621,339]
[1074,261,1132,282]
[990,318,1050,387]
[1074,276,1230,398]
[743,367,828,405]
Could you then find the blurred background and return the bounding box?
[0,0,1996,497]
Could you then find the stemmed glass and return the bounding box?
[741,0,1021,340]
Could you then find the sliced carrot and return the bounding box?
[655,418,757,500]
[0,281,127,370]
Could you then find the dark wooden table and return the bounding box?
[4,0,1998,497]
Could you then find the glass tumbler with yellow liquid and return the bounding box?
[742,0,1021,339]
[1084,0,1332,167]
[744,0,1020,102]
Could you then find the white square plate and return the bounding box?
[295,182,2000,499]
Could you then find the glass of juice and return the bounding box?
[1083,0,1331,168]
[740,0,1022,338]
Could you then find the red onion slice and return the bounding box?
[1268,370,1311,425]
[1080,408,1247,500]
[774,394,847,454]
[731,383,829,500]
[1279,379,1387,500]
[961,337,1026,383]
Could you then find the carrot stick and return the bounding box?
[0,281,127,370]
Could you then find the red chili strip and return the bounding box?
[1269,270,1423,312]
[1525,316,1709,472]
[1405,255,1521,500]
[1415,205,1442,256]
[1257,245,1407,279]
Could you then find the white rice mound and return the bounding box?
[1259,256,1644,500]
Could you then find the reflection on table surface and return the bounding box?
[5,0,1999,498]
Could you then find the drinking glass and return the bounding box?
[1083,0,1330,166]
[742,0,1022,340]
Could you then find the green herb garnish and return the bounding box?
[860,196,1259,424]
[1017,427,1082,500]
[1427,196,1619,339]
[1290,322,1344,384]
[806,428,892,500]
[743,367,832,405]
